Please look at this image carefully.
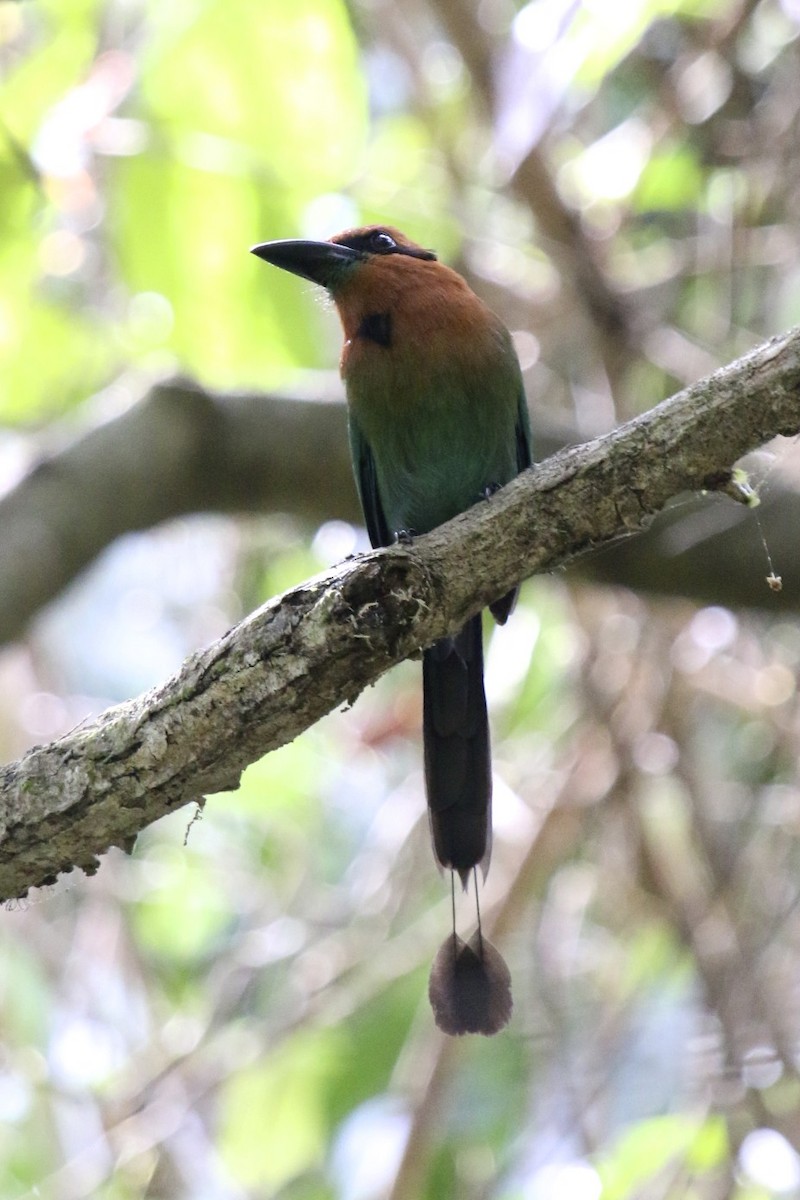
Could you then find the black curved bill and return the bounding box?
[250,239,362,287]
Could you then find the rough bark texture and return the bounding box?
[1,325,799,900]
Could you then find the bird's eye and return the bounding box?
[370,230,397,253]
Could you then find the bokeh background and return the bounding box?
[3,0,800,1196]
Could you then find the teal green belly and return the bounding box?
[347,338,523,537]
[370,409,518,536]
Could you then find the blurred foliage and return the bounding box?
[3,0,800,1197]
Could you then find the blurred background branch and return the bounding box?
[2,375,799,648]
[4,0,800,1195]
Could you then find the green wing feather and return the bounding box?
[348,412,391,548]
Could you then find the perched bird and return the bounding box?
[252,225,531,1034]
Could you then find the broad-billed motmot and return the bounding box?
[252,226,532,1035]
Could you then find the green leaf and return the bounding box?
[597,1114,726,1199]
[635,145,704,212]
[137,0,365,192]
[687,1116,728,1171]
[131,842,232,962]
[108,0,366,382]
[111,153,297,381]
[220,1028,346,1190]
[0,0,100,143]
[573,0,730,87]
[0,233,113,421]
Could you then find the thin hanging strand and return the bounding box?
[473,865,484,956]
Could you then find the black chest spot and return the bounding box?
[357,311,392,348]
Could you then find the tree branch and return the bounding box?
[1,326,799,901]
[3,364,800,648]
[0,377,353,644]
[427,0,637,379]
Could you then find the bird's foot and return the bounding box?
[480,482,502,501]
[394,528,415,544]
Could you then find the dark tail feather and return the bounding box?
[423,614,491,885]
[428,931,513,1036]
[490,584,519,626]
